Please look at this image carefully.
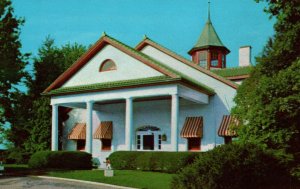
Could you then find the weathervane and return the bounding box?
[208,0,211,21]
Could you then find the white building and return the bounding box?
[44,13,251,166]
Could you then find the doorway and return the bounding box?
[143,135,154,150]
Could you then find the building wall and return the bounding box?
[62,97,229,167]
[140,45,236,109]
[62,45,163,87]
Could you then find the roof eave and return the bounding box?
[43,78,214,97]
[188,45,230,55]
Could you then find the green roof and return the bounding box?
[45,76,214,96]
[46,76,176,95]
[45,34,215,95]
[190,18,227,52]
[211,66,253,77]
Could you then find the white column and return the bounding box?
[171,94,179,151]
[86,101,94,154]
[125,97,133,151]
[51,104,59,151]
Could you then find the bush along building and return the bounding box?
[43,7,252,167]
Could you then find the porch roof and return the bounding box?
[44,76,215,96]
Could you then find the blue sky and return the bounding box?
[12,0,275,68]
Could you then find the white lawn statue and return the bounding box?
[104,158,113,177]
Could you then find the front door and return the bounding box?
[143,135,154,150]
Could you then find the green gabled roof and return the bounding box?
[211,66,253,78]
[45,76,214,96]
[45,34,215,96]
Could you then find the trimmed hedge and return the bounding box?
[109,151,200,173]
[28,151,92,170]
[171,143,292,189]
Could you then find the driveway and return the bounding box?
[0,176,133,189]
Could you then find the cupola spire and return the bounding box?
[208,0,211,23]
[188,0,230,70]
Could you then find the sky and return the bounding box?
[11,0,275,69]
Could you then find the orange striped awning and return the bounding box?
[180,117,203,138]
[218,115,239,137]
[93,121,113,139]
[68,123,86,140]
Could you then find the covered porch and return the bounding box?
[50,84,209,154]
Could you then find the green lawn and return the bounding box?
[47,169,175,189]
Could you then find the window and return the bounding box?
[211,52,219,67]
[158,135,162,150]
[222,55,226,68]
[137,135,141,150]
[224,136,232,144]
[199,51,207,68]
[188,138,201,151]
[77,140,85,151]
[101,139,112,151]
[99,59,117,72]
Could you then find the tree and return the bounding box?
[232,0,300,155]
[23,38,86,153]
[0,0,28,140]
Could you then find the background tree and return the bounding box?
[0,0,28,144]
[232,0,300,155]
[23,38,86,153]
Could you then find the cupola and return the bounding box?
[189,1,230,70]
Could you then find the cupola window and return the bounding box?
[99,59,117,72]
[199,51,208,68]
[211,52,219,67]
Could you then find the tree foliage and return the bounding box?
[232,0,300,154]
[0,0,28,135]
[22,38,86,153]
[172,143,292,189]
[3,34,86,155]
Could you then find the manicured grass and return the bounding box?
[47,170,174,189]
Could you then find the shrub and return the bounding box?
[109,151,144,170]
[171,143,292,189]
[28,151,92,170]
[5,148,31,164]
[109,151,200,173]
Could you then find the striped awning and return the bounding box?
[68,123,86,140]
[93,121,113,139]
[218,115,239,137]
[180,117,203,138]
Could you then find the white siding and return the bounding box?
[140,45,236,109]
[63,45,163,87]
